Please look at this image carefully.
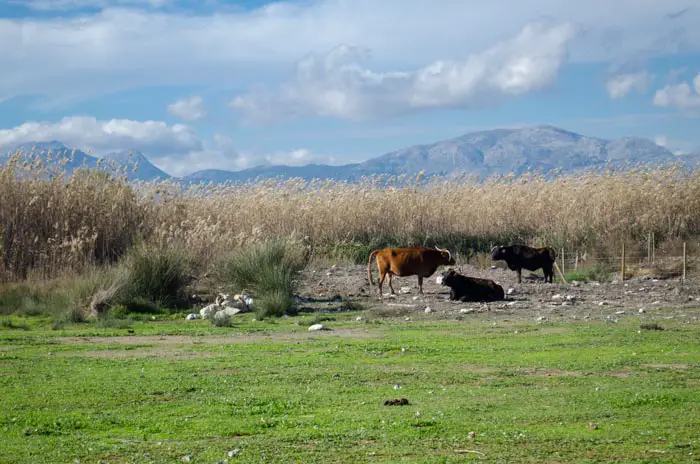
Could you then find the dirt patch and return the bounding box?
[520,367,584,377]
[537,327,571,334]
[302,261,700,324]
[603,370,638,378]
[642,363,689,370]
[56,328,381,347]
[461,364,499,374]
[53,348,216,360]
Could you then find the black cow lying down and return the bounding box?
[437,269,505,302]
[491,244,556,284]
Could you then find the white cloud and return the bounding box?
[232,22,577,122]
[11,0,169,10]
[167,96,206,121]
[606,71,653,99]
[0,0,699,103]
[652,73,700,109]
[0,116,202,156]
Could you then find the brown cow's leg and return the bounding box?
[388,274,396,295]
[378,271,386,297]
[417,276,424,294]
[517,268,522,284]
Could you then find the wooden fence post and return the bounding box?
[652,232,655,264]
[561,248,565,276]
[647,233,651,263]
[621,242,626,281]
[683,242,687,281]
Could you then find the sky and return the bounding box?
[0,0,699,177]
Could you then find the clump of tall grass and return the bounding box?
[217,238,310,319]
[115,244,194,312]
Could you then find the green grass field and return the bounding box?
[1,313,699,463]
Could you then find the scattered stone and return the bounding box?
[615,310,626,315]
[507,288,515,295]
[404,316,411,321]
[566,295,576,301]
[598,301,608,306]
[182,456,194,463]
[571,280,581,287]
[588,423,598,430]
[393,384,401,389]
[552,294,562,300]
[355,316,363,321]
[308,323,327,332]
[651,301,661,305]
[537,316,547,322]
[507,301,516,306]
[384,398,409,406]
[424,306,432,313]
[468,431,476,439]
[400,286,412,294]
[460,308,474,314]
[638,308,645,313]
[185,313,200,320]
[227,449,240,457]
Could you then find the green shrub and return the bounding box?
[565,264,612,283]
[117,245,193,311]
[219,239,309,319]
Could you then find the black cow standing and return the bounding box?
[491,245,556,284]
[437,269,505,302]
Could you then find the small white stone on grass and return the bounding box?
[355,316,363,321]
[308,323,326,331]
[615,310,626,315]
[424,306,432,313]
[638,308,645,314]
[227,449,240,457]
[185,313,200,320]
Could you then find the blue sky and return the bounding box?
[1,0,699,176]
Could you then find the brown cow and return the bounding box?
[367,246,456,297]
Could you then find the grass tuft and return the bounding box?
[218,239,309,319]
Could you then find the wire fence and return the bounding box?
[551,238,697,281]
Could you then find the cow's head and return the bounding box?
[436,268,458,286]
[491,245,509,261]
[435,246,456,266]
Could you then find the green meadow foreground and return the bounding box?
[1,312,699,463]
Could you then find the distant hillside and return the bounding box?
[1,142,170,181]
[3,126,700,184]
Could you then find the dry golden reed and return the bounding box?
[2,147,700,283]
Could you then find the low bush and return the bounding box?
[218,239,309,319]
[116,245,194,311]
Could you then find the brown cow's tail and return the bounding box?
[548,247,557,261]
[367,249,379,285]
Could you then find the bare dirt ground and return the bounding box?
[301,261,700,324]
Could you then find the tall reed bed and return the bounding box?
[2,148,700,284]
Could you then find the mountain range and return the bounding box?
[2,125,699,184]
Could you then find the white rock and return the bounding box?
[424,306,432,313]
[638,308,645,313]
[308,323,326,331]
[598,301,608,306]
[185,313,200,320]
[537,316,547,321]
[507,288,515,295]
[552,294,562,300]
[615,310,626,315]
[394,384,401,389]
[400,286,412,294]
[566,295,576,301]
[355,316,363,321]
[435,276,443,285]
[214,307,242,320]
[200,303,220,319]
[507,301,516,306]
[459,308,473,314]
[227,449,240,457]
